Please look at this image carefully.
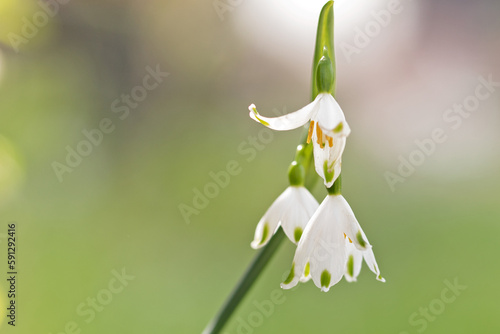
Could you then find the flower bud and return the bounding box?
[316,49,334,93]
[288,161,305,186]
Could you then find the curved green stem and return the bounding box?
[202,2,335,333]
[202,134,314,334]
[202,228,286,334]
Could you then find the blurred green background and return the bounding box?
[0,0,499,333]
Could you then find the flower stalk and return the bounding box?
[201,226,286,334]
[203,135,314,334]
[202,2,338,332]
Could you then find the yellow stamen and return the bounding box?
[344,233,353,243]
[327,136,333,147]
[307,121,314,144]
[316,123,323,146]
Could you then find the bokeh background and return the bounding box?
[0,0,499,333]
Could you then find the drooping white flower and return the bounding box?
[251,186,319,249]
[345,235,385,283]
[249,92,350,188]
[281,194,384,292]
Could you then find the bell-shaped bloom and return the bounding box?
[281,194,384,292]
[345,236,385,283]
[249,93,350,188]
[251,186,319,249]
[248,93,351,187]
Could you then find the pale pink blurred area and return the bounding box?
[1,0,498,184]
[232,0,500,183]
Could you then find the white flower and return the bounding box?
[249,93,350,187]
[345,236,385,283]
[281,194,384,292]
[251,186,319,249]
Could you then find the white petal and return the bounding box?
[339,197,385,282]
[248,96,319,131]
[251,187,319,248]
[307,95,350,187]
[335,195,371,251]
[345,241,363,282]
[250,188,292,249]
[312,140,343,187]
[280,187,319,244]
[361,239,386,282]
[282,196,347,292]
[281,194,384,288]
[315,94,351,137]
[327,136,347,164]
[299,271,311,283]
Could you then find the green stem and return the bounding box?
[202,2,335,333]
[327,174,342,195]
[203,131,314,334]
[312,1,334,99]
[203,133,314,334]
[201,228,286,334]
